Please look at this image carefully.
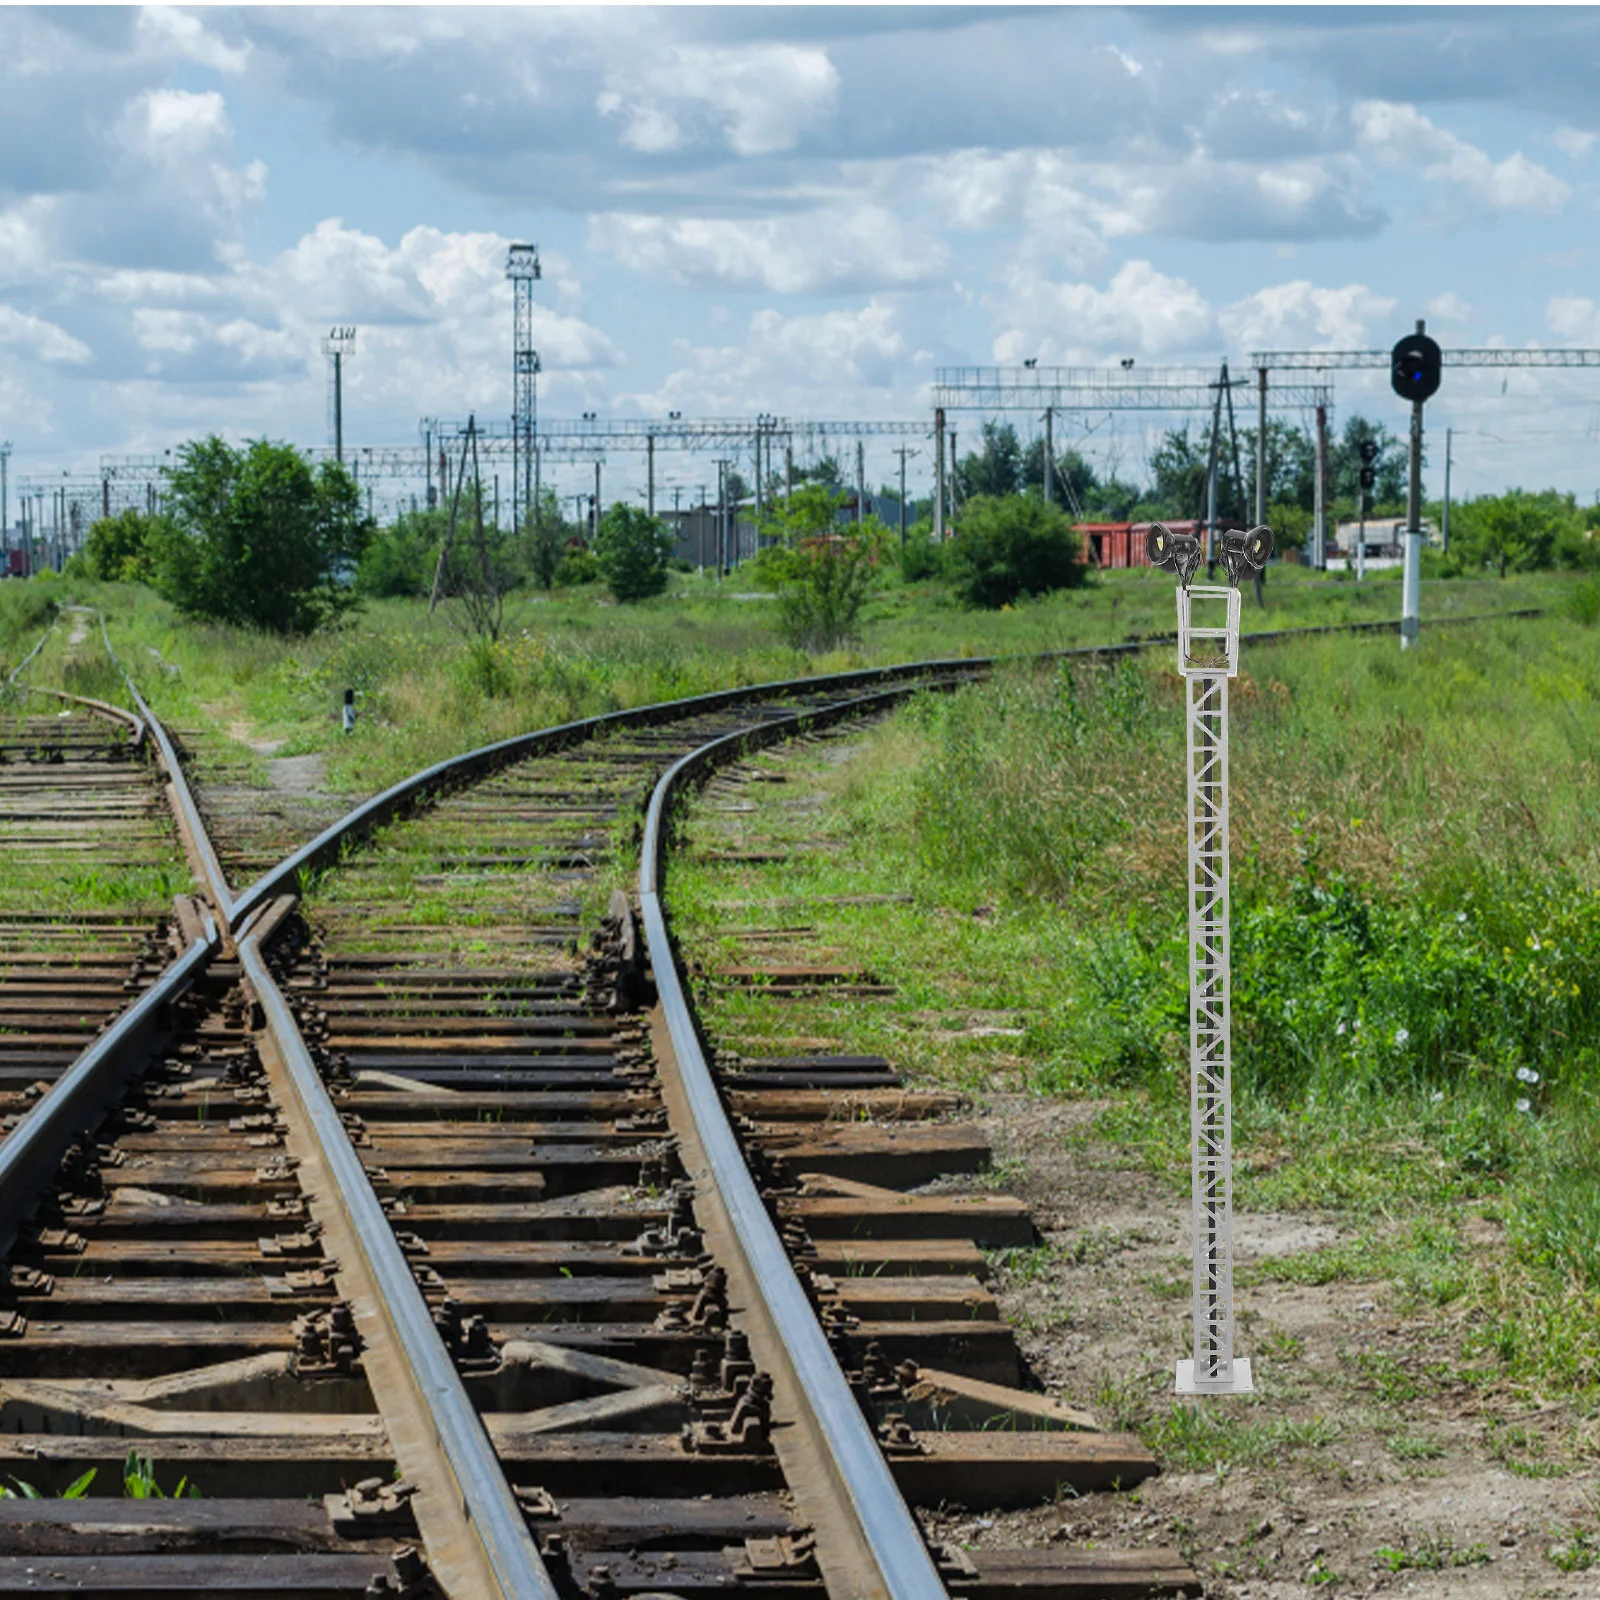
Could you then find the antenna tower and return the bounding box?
[506,244,541,532]
[321,327,357,463]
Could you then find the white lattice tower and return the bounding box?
[1175,583,1252,1395]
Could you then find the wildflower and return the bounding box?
[1431,1090,1445,1105]
[1515,1098,1532,1114]
[1335,1021,1346,1037]
[1394,1028,1410,1047]
[1456,912,1468,924]
[1516,1066,1540,1085]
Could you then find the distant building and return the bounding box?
[1331,518,1435,559]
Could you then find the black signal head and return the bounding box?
[1218,525,1275,587]
[1146,523,1203,587]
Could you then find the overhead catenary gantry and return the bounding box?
[931,365,1333,542]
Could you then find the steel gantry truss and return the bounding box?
[1249,348,1600,370]
[930,365,1333,540]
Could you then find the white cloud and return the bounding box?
[1352,100,1569,214]
[1552,126,1597,161]
[1218,281,1398,351]
[995,260,1213,363]
[114,88,267,239]
[619,300,906,416]
[135,7,251,75]
[597,42,840,158]
[0,304,91,364]
[1426,291,1472,324]
[1548,295,1600,342]
[588,207,946,294]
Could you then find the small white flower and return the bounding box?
[1516,1066,1540,1085]
[1394,1028,1410,1047]
[1353,1018,1362,1032]
[1335,1021,1346,1037]
[1431,1090,1445,1105]
[1516,1097,1532,1114]
[1457,912,1468,924]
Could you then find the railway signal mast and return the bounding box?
[1146,520,1274,1396]
[321,328,356,463]
[1390,322,1441,650]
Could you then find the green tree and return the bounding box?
[958,421,1024,499]
[158,437,370,633]
[946,495,1086,609]
[357,508,443,599]
[756,483,885,652]
[1240,420,1317,512]
[1147,425,1210,518]
[593,502,673,601]
[525,488,566,590]
[1330,415,1407,510]
[1451,488,1585,576]
[83,509,167,584]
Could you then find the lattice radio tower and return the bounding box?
[506,244,541,532]
[321,327,356,463]
[1145,520,1273,1396]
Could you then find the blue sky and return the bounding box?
[5,4,1600,511]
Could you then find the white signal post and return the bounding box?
[1146,521,1272,1396]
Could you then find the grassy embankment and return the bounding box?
[0,561,1574,800]
[664,600,1600,1431]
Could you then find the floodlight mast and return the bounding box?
[1146,521,1273,1396]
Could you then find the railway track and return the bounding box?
[0,628,1202,1599]
[0,598,1545,1596]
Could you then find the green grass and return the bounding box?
[661,604,1600,1405]
[1,564,1577,801]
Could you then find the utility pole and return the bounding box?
[1255,367,1268,527]
[894,445,916,548]
[1313,405,1327,570]
[856,440,866,527]
[593,459,602,543]
[1043,407,1055,506]
[321,327,356,464]
[0,442,9,570]
[933,408,946,540]
[647,433,655,520]
[1203,363,1227,579]
[1442,427,1452,554]
[715,459,729,578]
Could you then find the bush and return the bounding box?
[946,495,1086,608]
[1568,576,1600,626]
[554,548,602,587]
[158,437,373,634]
[899,523,946,582]
[592,503,673,602]
[357,510,440,599]
[83,509,168,584]
[757,484,885,652]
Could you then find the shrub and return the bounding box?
[356,510,440,599]
[592,503,673,602]
[946,495,1086,608]
[554,548,602,587]
[899,523,946,583]
[757,484,885,652]
[83,509,168,584]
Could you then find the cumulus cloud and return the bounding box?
[114,88,267,239]
[1552,126,1597,161]
[588,207,945,294]
[1352,101,1569,214]
[134,7,250,75]
[618,300,906,416]
[597,41,840,157]
[1220,281,1398,351]
[0,304,92,364]
[1548,295,1600,342]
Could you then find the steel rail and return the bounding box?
[95,615,234,921]
[3,618,56,687]
[227,657,992,929]
[13,683,146,745]
[225,601,1545,933]
[236,926,560,1600]
[0,907,219,1258]
[639,682,955,1600]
